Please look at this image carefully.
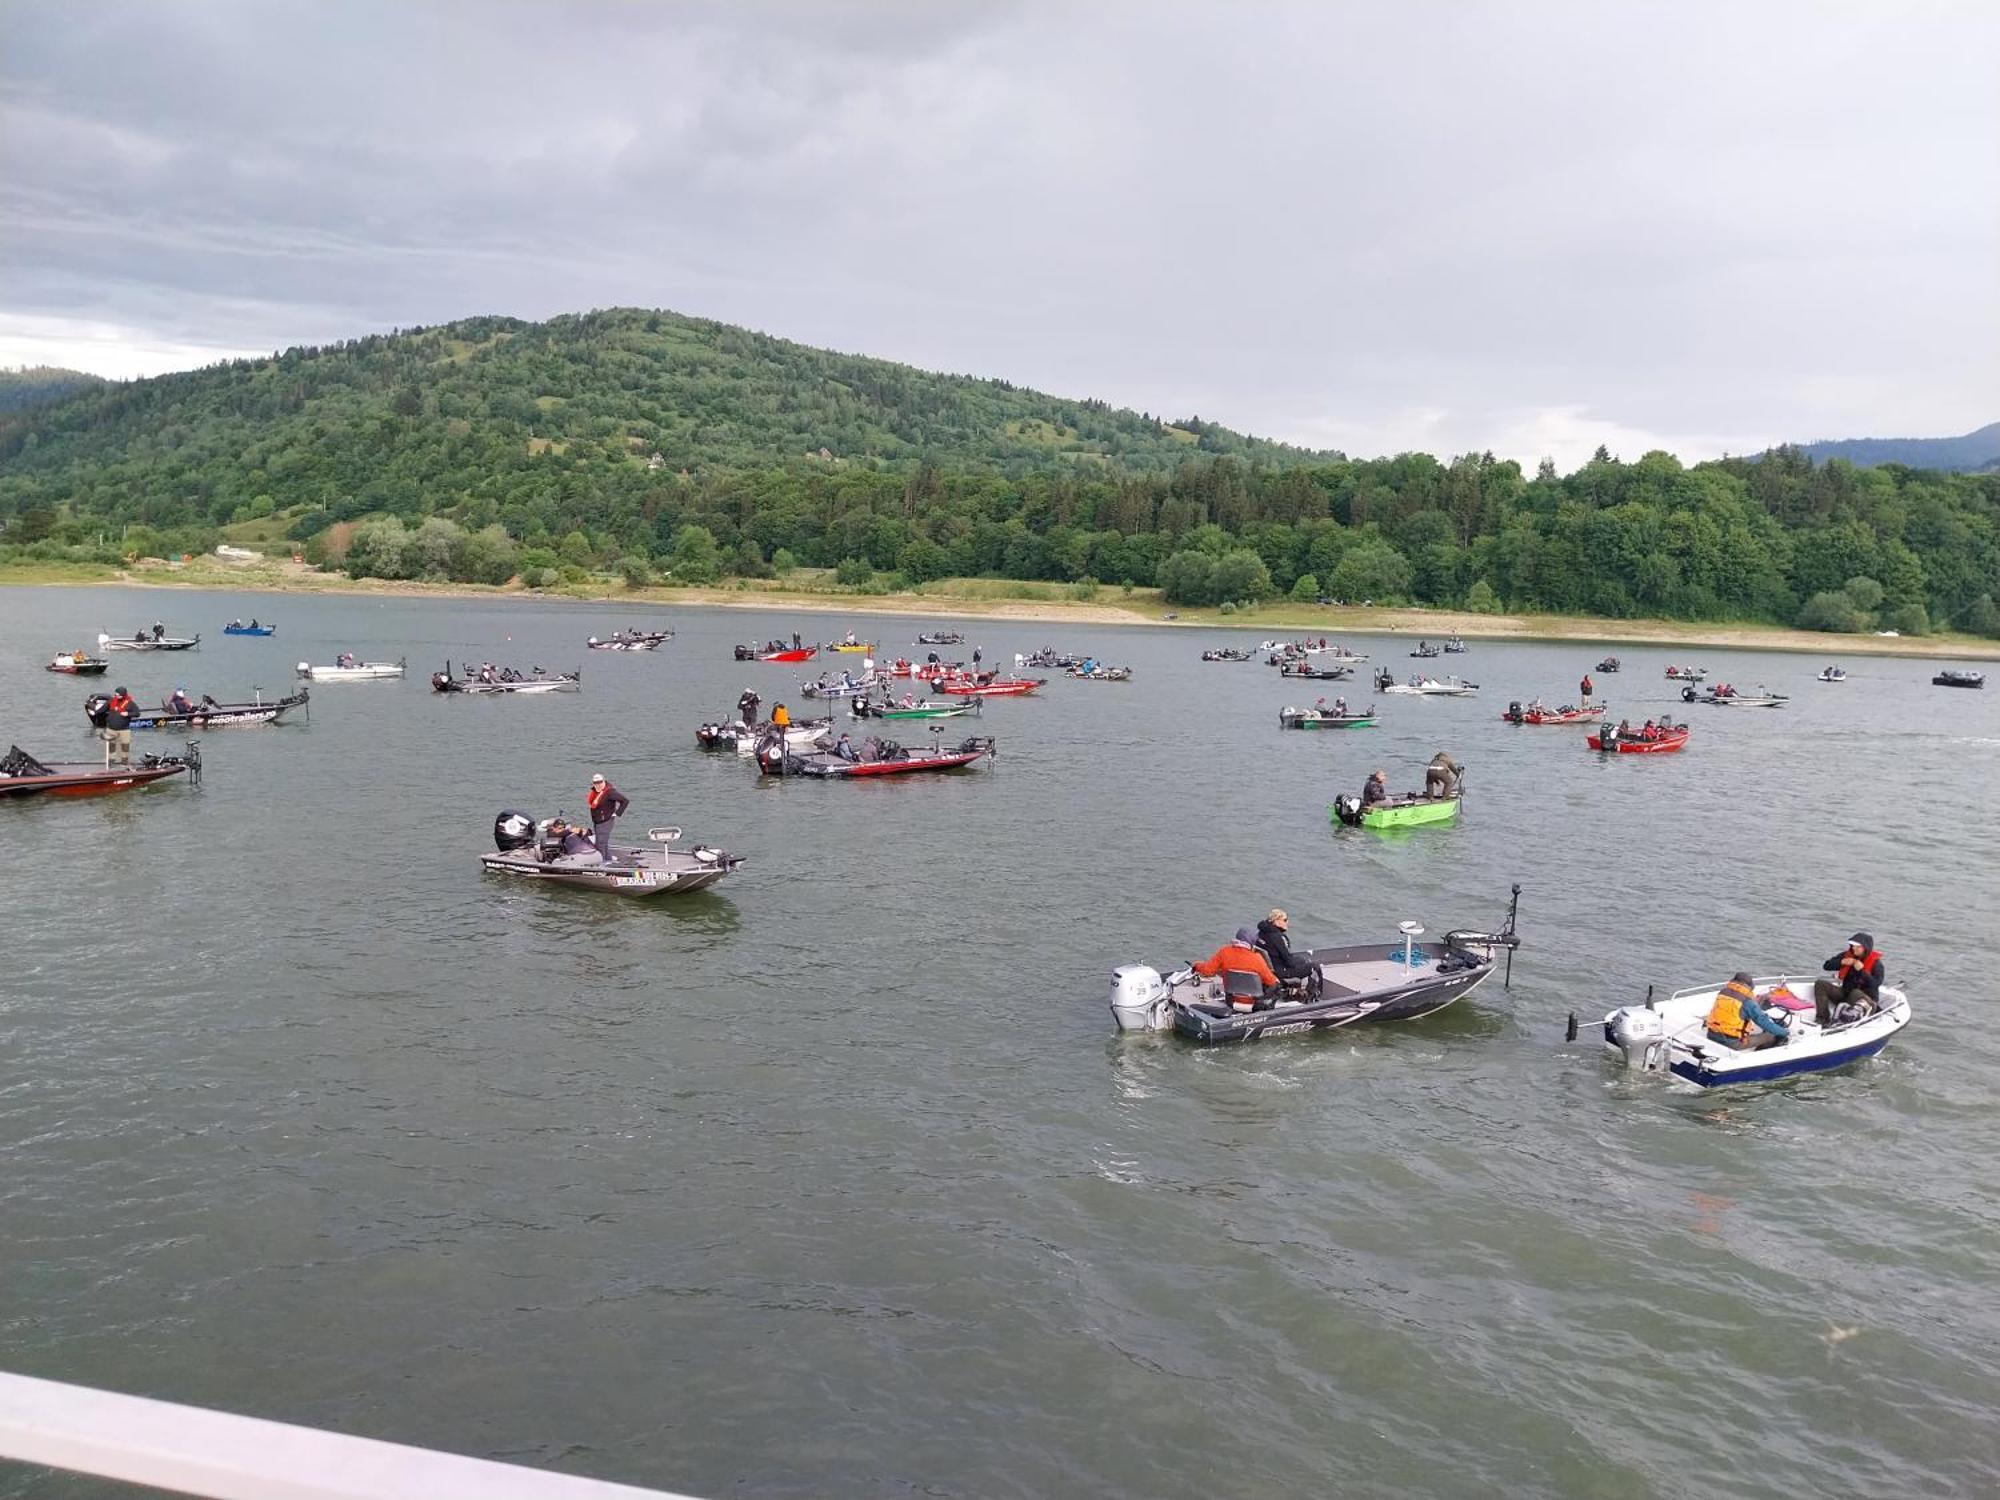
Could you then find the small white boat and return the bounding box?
[297,658,406,681]
[1818,666,1847,682]
[1382,675,1478,697]
[735,720,833,758]
[1595,975,1910,1087]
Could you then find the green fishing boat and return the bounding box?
[1280,707,1377,729]
[852,700,979,722]
[1329,794,1459,829]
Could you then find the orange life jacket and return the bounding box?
[587,782,610,811]
[1706,977,1758,1040]
[1837,948,1883,985]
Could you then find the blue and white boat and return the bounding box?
[1598,974,1910,1087]
[222,620,275,636]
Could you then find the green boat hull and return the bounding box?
[868,705,973,720]
[1288,717,1376,730]
[1331,796,1460,829]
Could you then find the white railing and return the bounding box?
[0,1372,699,1500]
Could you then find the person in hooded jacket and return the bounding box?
[101,686,136,765]
[1814,933,1885,1024]
[1256,909,1315,982]
[1193,928,1279,1009]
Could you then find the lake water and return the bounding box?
[3,585,1998,1499]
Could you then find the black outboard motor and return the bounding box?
[1681,685,1697,703]
[1506,699,1522,723]
[1331,794,1363,827]
[756,738,787,776]
[494,810,538,852]
[734,645,755,661]
[84,694,110,727]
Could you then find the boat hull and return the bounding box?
[222,626,275,636]
[1157,939,1504,1045]
[1586,731,1689,753]
[480,848,742,897]
[1334,795,1459,828]
[298,663,405,681]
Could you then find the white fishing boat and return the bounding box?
[1380,674,1478,696]
[1591,975,1910,1087]
[297,658,406,681]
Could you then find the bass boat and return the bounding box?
[85,688,308,729]
[1442,636,1468,653]
[1664,665,1707,681]
[851,698,980,721]
[101,628,200,652]
[1933,669,1984,689]
[915,631,965,646]
[1817,666,1847,682]
[298,658,405,681]
[756,733,996,778]
[1590,975,1910,1087]
[431,664,581,694]
[483,812,742,896]
[46,651,110,676]
[1379,673,1478,696]
[1066,665,1132,681]
[826,640,875,654]
[1409,643,1442,658]
[1020,650,1083,669]
[735,644,818,663]
[798,676,875,700]
[1587,725,1690,753]
[222,621,275,636]
[1596,657,1622,673]
[729,718,833,757]
[1201,648,1254,662]
[1279,706,1377,729]
[696,716,830,753]
[933,676,1044,697]
[1501,700,1605,725]
[1331,791,1460,828]
[1280,662,1354,680]
[1109,888,1521,1044]
[587,630,671,650]
[0,741,201,798]
[1684,686,1787,708]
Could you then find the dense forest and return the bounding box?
[2,308,1997,637]
[0,366,105,415]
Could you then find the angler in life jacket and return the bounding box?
[101,686,138,766]
[1814,933,1885,1024]
[1193,929,1280,1011]
[1706,972,1789,1050]
[585,773,629,864]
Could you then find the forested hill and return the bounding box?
[1794,422,2000,473]
[0,307,1324,499]
[0,366,104,415]
[2,307,1999,640]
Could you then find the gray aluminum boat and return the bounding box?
[480,811,743,897]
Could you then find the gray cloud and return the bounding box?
[3,0,1995,466]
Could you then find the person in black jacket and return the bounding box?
[1814,933,1884,1024]
[102,686,136,766]
[1256,909,1315,981]
[586,773,630,863]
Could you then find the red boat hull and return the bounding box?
[933,678,1043,697]
[837,749,990,776]
[1585,731,1689,754]
[0,764,188,798]
[1505,710,1604,725]
[760,648,817,663]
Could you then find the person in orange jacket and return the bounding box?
[1194,928,1279,1009]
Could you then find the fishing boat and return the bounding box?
[696,716,831,753]
[1500,700,1604,725]
[45,651,110,676]
[933,676,1044,697]
[756,733,996,778]
[1586,725,1690,753]
[1933,669,1985,689]
[100,628,200,652]
[734,643,818,663]
[915,631,965,646]
[1664,665,1707,681]
[1066,664,1132,681]
[1279,706,1377,729]
[798,675,875,699]
[0,742,201,799]
[1591,976,1910,1088]
[1817,666,1847,682]
[297,657,405,681]
[1200,647,1254,662]
[1379,673,1478,696]
[1108,888,1521,1044]
[1442,636,1468,653]
[1409,642,1443,658]
[431,663,581,694]
[1596,656,1621,673]
[730,719,834,757]
[1279,661,1353,680]
[222,621,275,636]
[482,811,742,897]
[85,688,307,729]
[1020,649,1084,669]
[1330,791,1460,828]
[1684,685,1787,708]
[851,698,981,721]
[825,639,876,654]
[586,629,671,650]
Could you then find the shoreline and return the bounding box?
[5,559,1995,660]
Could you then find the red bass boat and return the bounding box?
[1586,727,1690,754]
[932,676,1045,697]
[1502,701,1605,725]
[0,743,201,797]
[734,643,818,663]
[757,735,996,777]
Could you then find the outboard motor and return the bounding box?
[1110,964,1172,1032]
[84,694,110,727]
[494,809,538,852]
[1331,793,1363,827]
[1607,1005,1669,1071]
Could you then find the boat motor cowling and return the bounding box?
[494,809,539,852]
[1607,1006,1668,1071]
[1110,964,1173,1032]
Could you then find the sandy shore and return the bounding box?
[6,558,1995,660]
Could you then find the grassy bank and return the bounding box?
[5,555,1996,660]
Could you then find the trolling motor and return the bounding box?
[1443,884,1523,984]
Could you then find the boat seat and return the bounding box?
[1222,970,1275,1010]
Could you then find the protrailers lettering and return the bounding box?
[1258,1022,1312,1038]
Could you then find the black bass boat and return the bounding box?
[756,731,996,778]
[1280,661,1354,680]
[915,631,965,646]
[1933,669,1984,689]
[481,811,742,896]
[85,688,307,729]
[1201,648,1254,662]
[586,629,672,650]
[0,742,201,799]
[432,663,581,694]
[1110,888,1521,1044]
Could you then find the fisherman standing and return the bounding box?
[586,773,629,864]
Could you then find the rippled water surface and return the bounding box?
[4,585,1998,1498]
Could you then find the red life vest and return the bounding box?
[1837,948,1883,985]
[587,782,610,812]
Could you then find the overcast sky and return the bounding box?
[3,1,1996,468]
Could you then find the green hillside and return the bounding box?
[2,308,1998,638]
[1794,422,2000,473]
[0,365,104,415]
